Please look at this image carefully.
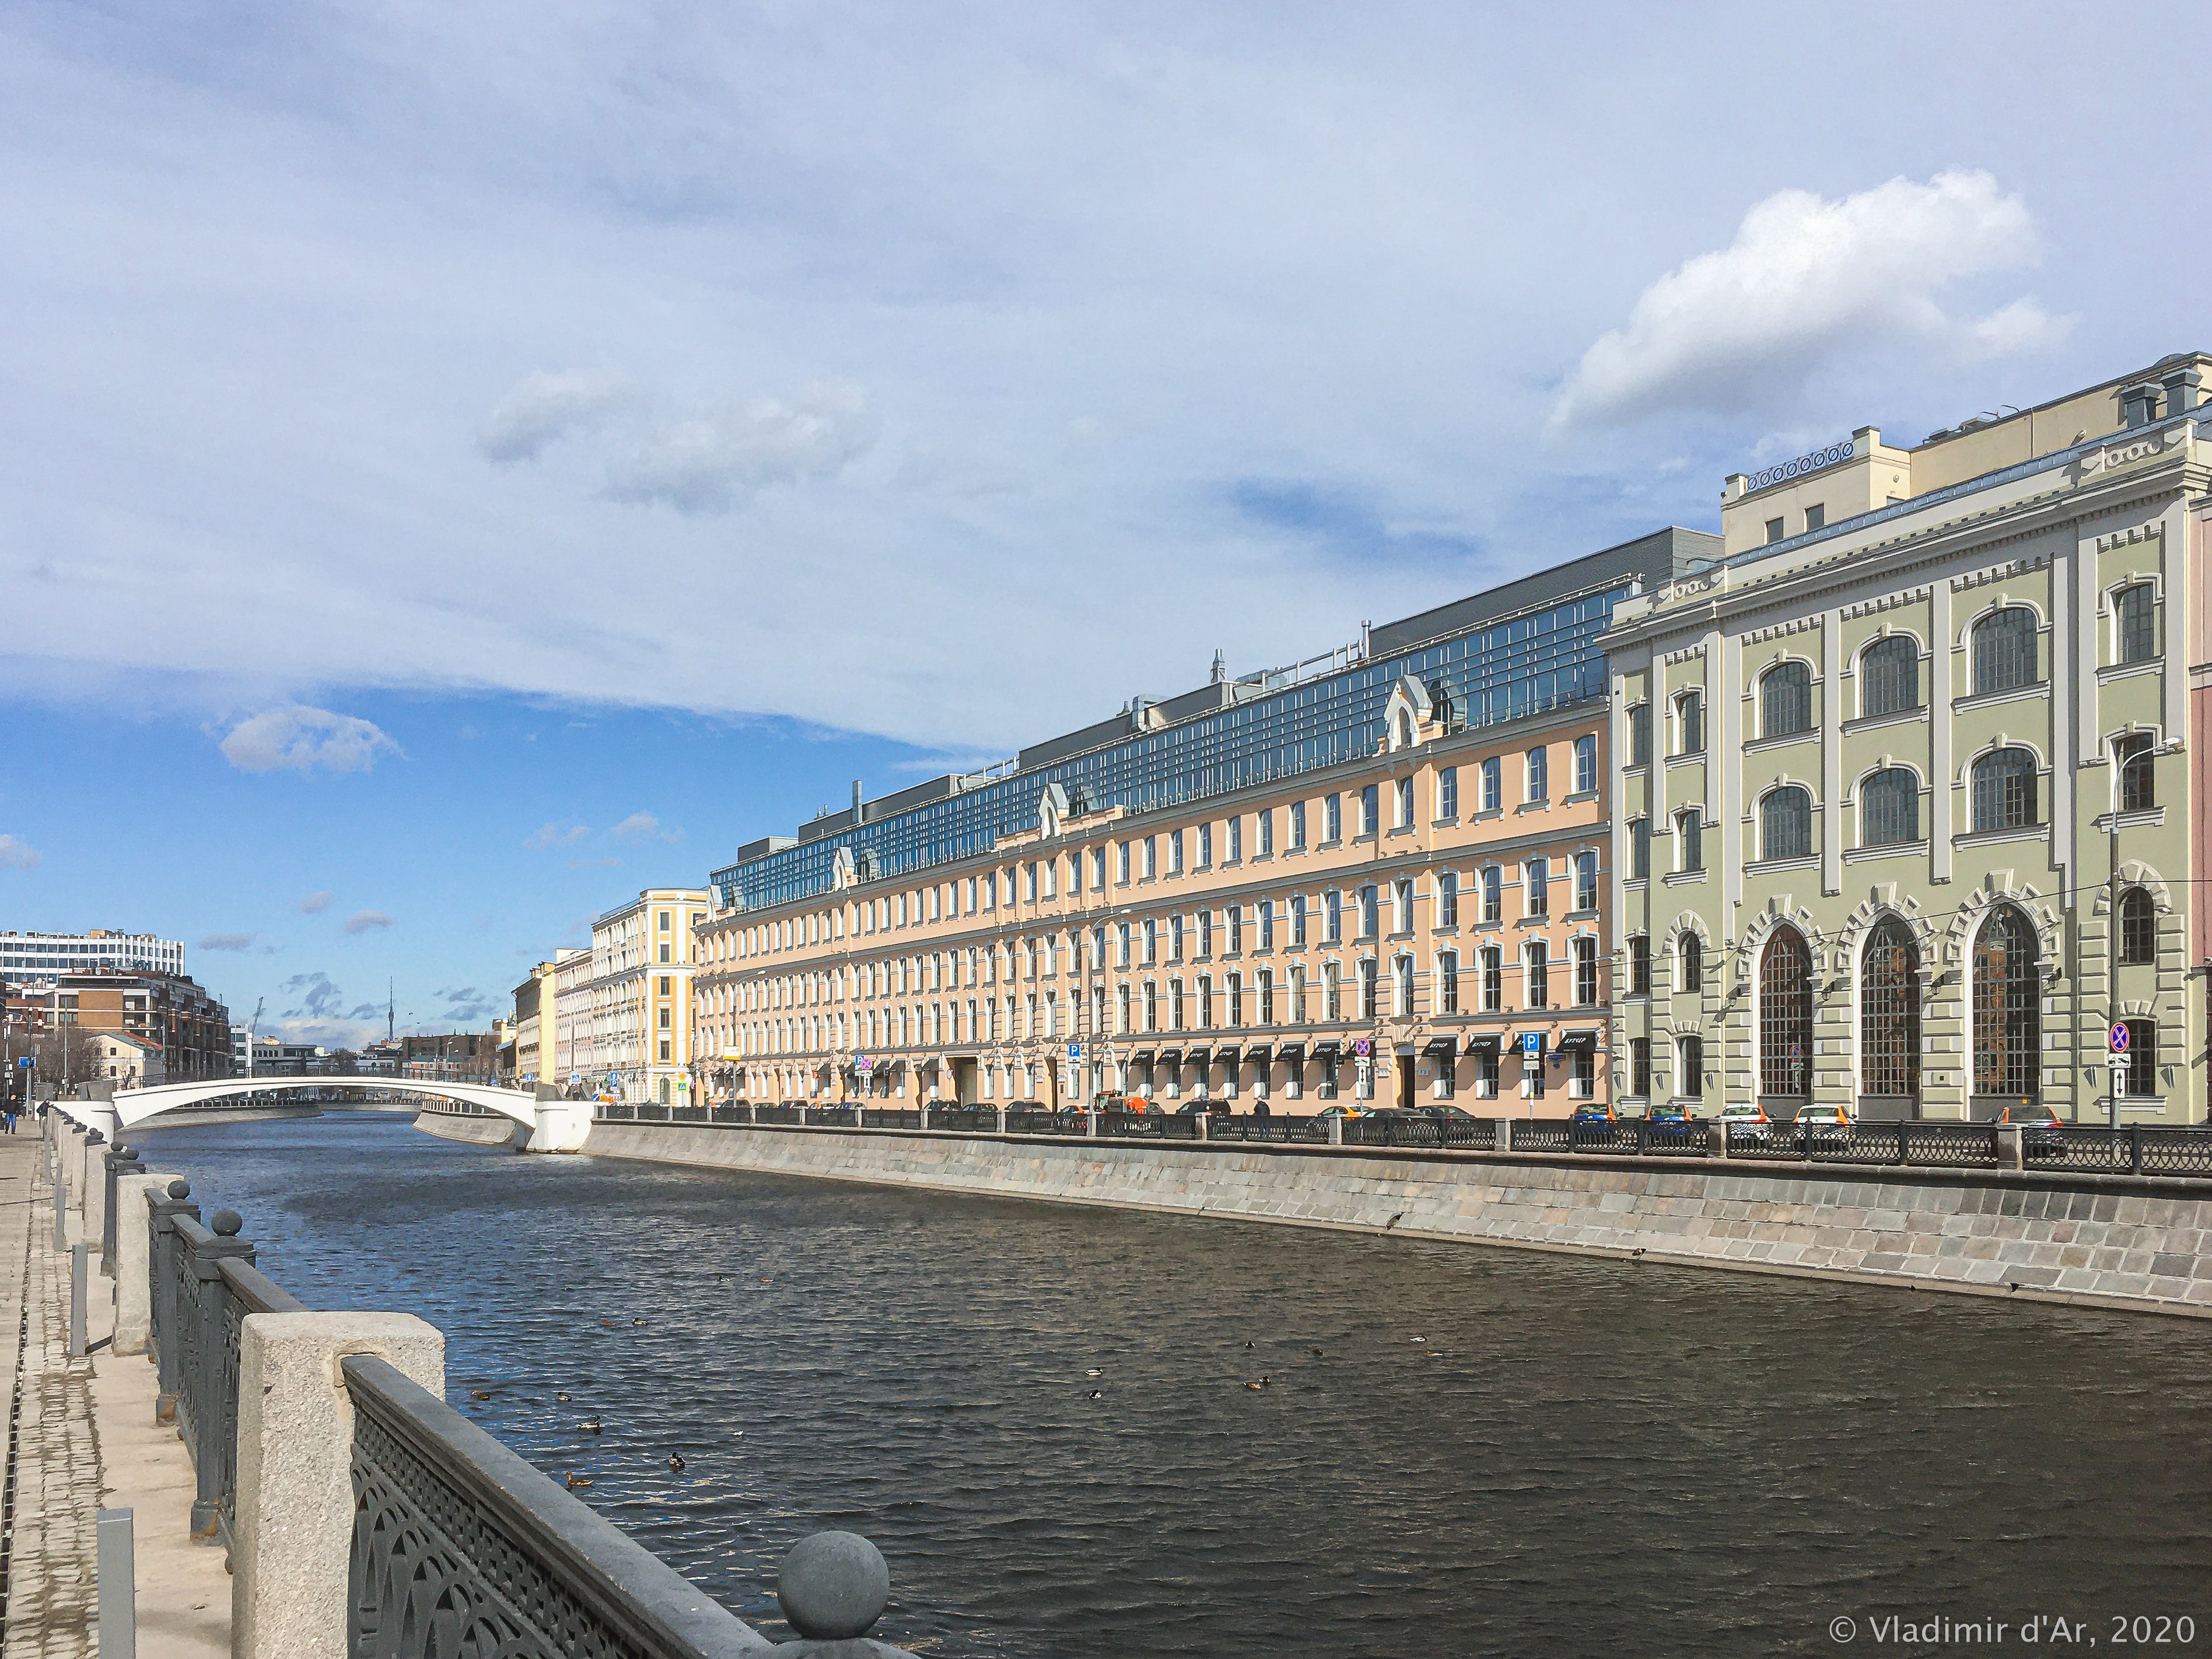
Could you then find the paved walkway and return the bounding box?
[0,1130,228,1659]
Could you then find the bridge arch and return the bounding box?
[112,1076,544,1130]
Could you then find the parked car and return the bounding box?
[1998,1102,2067,1156]
[1794,1104,1854,1150]
[1313,1102,1369,1120]
[1569,1100,1617,1126]
[1643,1100,1702,1144]
[1717,1102,1772,1144]
[1174,1097,1231,1117]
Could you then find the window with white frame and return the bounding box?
[1480,757,1502,812]
[1573,733,1597,795]
[1438,766,1458,820]
[1526,746,1549,802]
[1437,870,1459,928]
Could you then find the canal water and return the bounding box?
[136,1113,2210,1657]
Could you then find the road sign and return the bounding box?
[1521,1032,1542,1056]
[856,1054,873,1073]
[13,1058,27,1069]
[2109,1023,2130,1055]
[1067,1042,1082,1060]
[1353,1038,1371,1058]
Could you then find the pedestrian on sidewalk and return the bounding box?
[2,1104,15,1134]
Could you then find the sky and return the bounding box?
[4,2,2207,1048]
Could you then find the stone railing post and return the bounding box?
[1195,1113,1210,1142]
[1995,1123,2024,1171]
[1086,1109,1099,1138]
[1712,1119,1730,1160]
[83,1133,108,1266]
[797,1102,808,1126]
[1327,1115,1343,1146]
[1494,1118,1513,1154]
[102,1144,145,1277]
[114,1171,181,1356]
[995,1105,1009,1135]
[232,1311,444,1659]
[918,1103,930,1131]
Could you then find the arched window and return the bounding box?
[1760,786,1813,860]
[1969,748,2039,831]
[1859,917,1920,1101]
[1758,926,1814,1098]
[1859,635,1920,718]
[1677,932,1703,992]
[1971,607,2039,694]
[2116,887,2157,966]
[1972,907,2041,1101]
[1760,662,1813,738]
[1859,767,1920,848]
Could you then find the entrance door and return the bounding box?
[1396,1051,1415,1111]
[952,1057,977,1105]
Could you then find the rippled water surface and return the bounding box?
[135,1113,2211,1657]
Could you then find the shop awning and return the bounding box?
[1213,1044,1241,1066]
[1464,1032,1502,1052]
[1310,1040,1342,1059]
[1244,1044,1272,1065]
[1156,1048,1182,1065]
[1128,1049,1155,1065]
[1275,1042,1304,1062]
[1422,1037,1459,1058]
[1184,1046,1212,1065]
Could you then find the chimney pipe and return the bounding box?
[851,779,863,818]
[2120,383,2160,428]
[2160,366,2202,416]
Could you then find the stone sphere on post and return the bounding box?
[167,1179,191,1199]
[776,1530,890,1640]
[211,1210,244,1237]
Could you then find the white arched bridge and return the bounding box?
[47,1077,594,1153]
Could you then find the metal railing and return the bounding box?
[139,1182,912,1656]
[587,1101,2212,1180]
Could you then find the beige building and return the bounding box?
[93,1031,163,1087]
[550,946,593,1091]
[696,533,1711,1112]
[580,890,708,1105]
[509,959,557,1086]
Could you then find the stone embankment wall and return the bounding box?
[414,1108,527,1149]
[138,1103,324,1128]
[581,1123,2212,1320]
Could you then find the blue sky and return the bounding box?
[3,3,2207,1045]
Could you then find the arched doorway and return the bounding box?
[1758,926,1814,1107]
[1972,905,2041,1109]
[1858,917,1920,1118]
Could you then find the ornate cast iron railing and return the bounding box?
[140,1185,914,1657]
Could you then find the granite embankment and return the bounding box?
[413,1107,528,1149]
[579,1122,2212,1319]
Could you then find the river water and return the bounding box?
[134,1112,2210,1657]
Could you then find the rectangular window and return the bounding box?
[1526,943,1549,1009]
[1258,809,1273,857]
[2116,584,2157,664]
[1358,958,1378,1020]
[1170,831,1185,876]
[1228,905,1245,954]
[1326,890,1343,943]
[1628,704,1651,766]
[1292,894,1308,946]
[1324,960,1342,1021]
[1631,1037,1651,1097]
[1804,503,1825,532]
[1199,909,1214,957]
[1480,756,1502,812]
[1091,846,1107,890]
[1143,836,1157,879]
[1573,733,1597,795]
[1438,766,1458,820]
[1324,793,1342,843]
[1630,818,1650,880]
[2123,1019,2157,1097]
[1196,822,1213,869]
[1117,923,1132,968]
[1678,1035,1704,1099]
[1172,915,1186,961]
[1439,951,1459,1014]
[1143,918,1158,965]
[1392,877,1412,935]
[1024,862,1038,903]
[1526,746,1548,802]
[1574,851,1598,912]
[1118,842,1131,885]
[1677,691,1704,755]
[2116,733,2157,813]
[1525,859,1548,918]
[1360,784,1379,836]
[1258,970,1275,1025]
[1170,980,1185,1030]
[1359,885,1379,940]
[1629,935,1650,996]
[1765,517,1785,545]
[1480,947,1502,1012]
[1290,968,1306,1022]
[1259,900,1275,950]
[1227,816,1243,862]
[1395,776,1414,827]
[1481,866,1502,925]
[1394,953,1415,1019]
[1574,936,1598,1006]
[1437,870,1458,928]
[1475,1045,1499,1098]
[1678,809,1703,872]
[1290,800,1307,850]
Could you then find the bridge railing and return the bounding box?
[139,1180,915,1656]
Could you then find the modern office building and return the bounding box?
[696,528,1717,1110]
[1602,354,2208,1124]
[0,930,185,982]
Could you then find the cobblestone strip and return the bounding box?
[1,1164,101,1659]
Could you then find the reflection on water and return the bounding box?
[135,1113,2212,1657]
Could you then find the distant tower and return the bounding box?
[388,979,395,1045]
[1210,649,1226,685]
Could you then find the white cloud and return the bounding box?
[608,811,681,845]
[604,383,877,514]
[0,836,38,870]
[1550,172,2068,431]
[220,708,400,775]
[343,909,393,933]
[524,822,590,850]
[300,890,333,913]
[198,932,256,951]
[479,370,637,463]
